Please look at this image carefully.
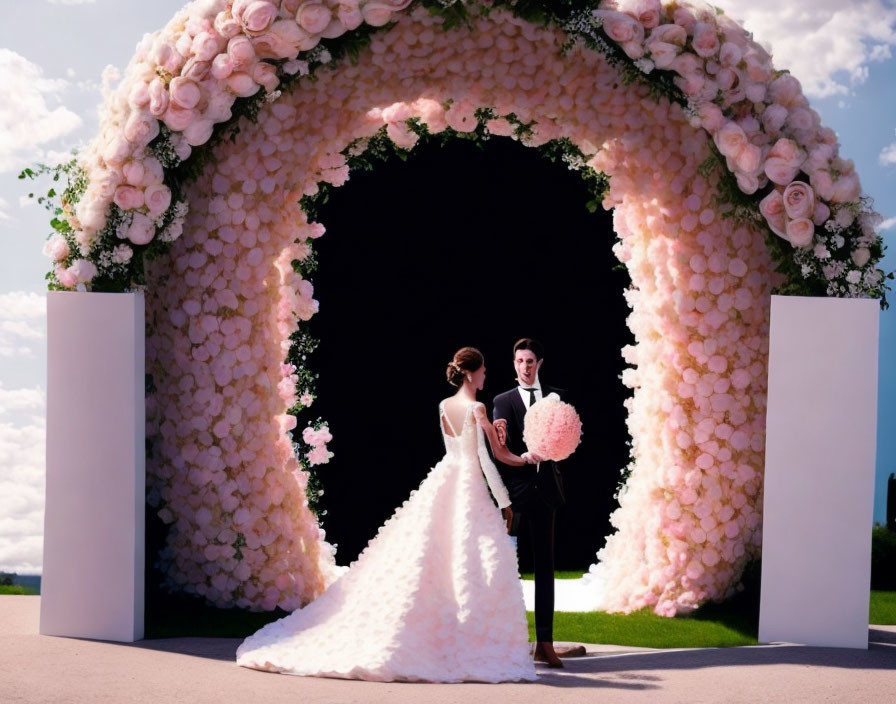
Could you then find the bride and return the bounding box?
[236,347,539,682]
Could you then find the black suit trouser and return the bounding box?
[521,500,555,642]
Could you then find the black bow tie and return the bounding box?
[522,387,537,407]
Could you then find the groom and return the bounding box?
[492,338,584,667]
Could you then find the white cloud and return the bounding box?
[0,291,46,359]
[47,0,96,4]
[0,386,45,575]
[0,49,82,173]
[881,134,896,166]
[880,216,896,231]
[0,196,11,222]
[714,0,896,98]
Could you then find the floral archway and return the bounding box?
[32,0,889,616]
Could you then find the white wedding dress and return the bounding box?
[236,400,536,682]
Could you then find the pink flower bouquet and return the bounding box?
[523,393,583,462]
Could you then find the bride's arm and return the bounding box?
[472,404,527,467]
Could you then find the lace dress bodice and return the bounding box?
[439,400,511,509]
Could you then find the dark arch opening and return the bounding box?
[309,136,633,571]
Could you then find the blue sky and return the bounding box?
[0,0,894,573]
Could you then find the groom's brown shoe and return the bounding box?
[555,644,587,658]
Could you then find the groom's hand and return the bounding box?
[494,419,507,447]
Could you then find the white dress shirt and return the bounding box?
[516,374,543,410]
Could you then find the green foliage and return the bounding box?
[0,585,36,595]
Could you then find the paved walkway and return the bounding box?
[2,596,894,703]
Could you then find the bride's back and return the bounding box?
[440,397,476,439]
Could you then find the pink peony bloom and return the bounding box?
[42,233,70,262]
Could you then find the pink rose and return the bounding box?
[140,157,164,186]
[413,98,447,133]
[126,212,156,245]
[227,35,257,70]
[733,143,762,175]
[307,445,331,466]
[191,31,223,62]
[162,104,196,132]
[764,157,800,186]
[361,2,393,27]
[252,62,279,92]
[386,122,419,150]
[299,392,313,407]
[768,74,802,106]
[735,170,760,195]
[144,184,172,218]
[55,265,78,289]
[42,233,70,262]
[113,185,145,211]
[226,72,260,97]
[487,118,515,137]
[761,103,788,133]
[152,41,184,75]
[263,18,309,58]
[445,100,478,133]
[594,10,644,44]
[648,23,687,47]
[148,78,170,117]
[785,218,815,248]
[128,82,150,109]
[713,121,747,158]
[211,53,234,80]
[124,110,159,145]
[214,11,242,38]
[296,3,332,34]
[68,258,98,284]
[782,182,815,220]
[830,173,861,204]
[696,102,725,132]
[672,7,697,33]
[122,159,145,186]
[169,77,201,110]
[183,118,214,147]
[759,188,787,238]
[617,0,662,29]
[235,0,278,35]
[337,3,364,31]
[692,22,720,58]
[812,201,830,226]
[718,41,742,67]
[851,248,871,267]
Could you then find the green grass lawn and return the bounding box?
[0,585,36,595]
[870,590,896,625]
[92,570,896,643]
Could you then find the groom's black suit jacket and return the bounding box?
[492,385,566,511]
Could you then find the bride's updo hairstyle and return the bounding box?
[446,347,484,387]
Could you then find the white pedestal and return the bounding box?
[41,292,145,642]
[759,295,878,649]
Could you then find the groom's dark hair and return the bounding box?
[513,338,544,361]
